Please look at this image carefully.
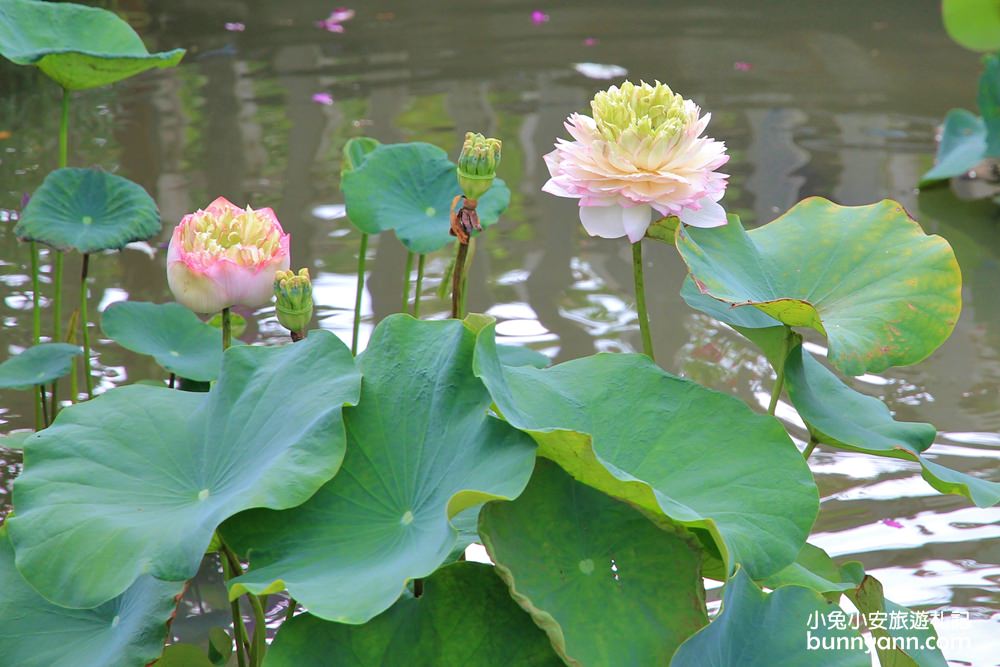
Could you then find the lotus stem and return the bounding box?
[451,240,469,319]
[401,250,413,313]
[30,244,42,429]
[631,241,655,361]
[803,436,818,460]
[219,546,249,667]
[80,253,92,399]
[39,385,49,427]
[34,386,44,431]
[767,326,793,416]
[412,254,426,317]
[55,88,70,405]
[352,232,368,355]
[249,592,267,665]
[168,373,176,389]
[283,597,297,623]
[222,307,232,351]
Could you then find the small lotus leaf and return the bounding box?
[920,109,988,186]
[473,322,818,581]
[0,527,183,667]
[221,316,537,623]
[102,301,228,381]
[341,142,510,253]
[0,343,82,390]
[943,0,1000,52]
[479,459,708,666]
[676,199,962,376]
[15,168,161,253]
[671,569,870,667]
[263,563,561,667]
[0,0,184,90]
[8,332,361,608]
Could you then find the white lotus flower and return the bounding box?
[543,80,730,242]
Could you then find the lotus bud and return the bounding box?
[457,132,501,200]
[274,268,313,340]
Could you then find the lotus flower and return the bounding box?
[543,80,730,242]
[167,197,290,313]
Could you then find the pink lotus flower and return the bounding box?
[224,22,246,32]
[167,197,290,313]
[543,80,730,242]
[316,7,354,31]
[312,92,334,106]
[531,10,549,24]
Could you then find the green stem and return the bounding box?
[59,87,69,168]
[34,386,44,431]
[222,307,232,351]
[50,251,63,414]
[40,384,49,426]
[401,250,413,313]
[80,254,92,399]
[30,243,41,429]
[767,326,793,416]
[631,241,655,361]
[352,233,368,355]
[249,593,267,665]
[451,241,469,319]
[802,437,818,459]
[283,597,297,623]
[168,373,176,389]
[220,551,249,667]
[412,254,426,317]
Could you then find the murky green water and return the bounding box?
[1,0,998,662]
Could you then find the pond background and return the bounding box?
[1,0,998,664]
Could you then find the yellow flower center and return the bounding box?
[181,206,282,266]
[591,80,689,143]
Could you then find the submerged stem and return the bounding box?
[631,241,655,361]
[412,254,426,318]
[222,307,232,351]
[451,241,469,319]
[80,254,92,399]
[352,233,368,355]
[401,250,413,313]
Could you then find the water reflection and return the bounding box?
[0,0,998,660]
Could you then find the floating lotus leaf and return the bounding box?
[0,0,185,90]
[15,168,161,253]
[0,527,183,667]
[479,459,708,666]
[221,316,537,623]
[919,109,987,186]
[263,563,561,667]
[671,569,870,667]
[676,199,962,376]
[102,301,230,382]
[943,0,1000,52]
[341,142,511,253]
[473,322,818,581]
[0,343,82,390]
[7,332,361,608]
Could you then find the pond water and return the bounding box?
[1,0,999,663]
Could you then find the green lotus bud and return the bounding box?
[457,132,501,200]
[274,268,313,337]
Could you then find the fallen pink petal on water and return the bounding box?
[224,22,245,32]
[531,10,550,24]
[583,37,599,46]
[328,7,355,22]
[734,61,752,71]
[316,20,346,32]
[312,93,334,106]
[882,518,904,529]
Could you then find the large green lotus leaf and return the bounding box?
[671,569,869,667]
[845,574,948,667]
[0,343,82,389]
[7,332,361,608]
[784,344,1000,507]
[473,322,818,581]
[220,316,537,623]
[102,301,230,382]
[341,136,381,173]
[676,199,962,376]
[0,0,184,90]
[15,168,161,253]
[943,0,1000,52]
[0,527,183,667]
[919,109,988,186]
[479,459,708,666]
[496,343,551,368]
[263,563,561,667]
[341,142,511,253]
